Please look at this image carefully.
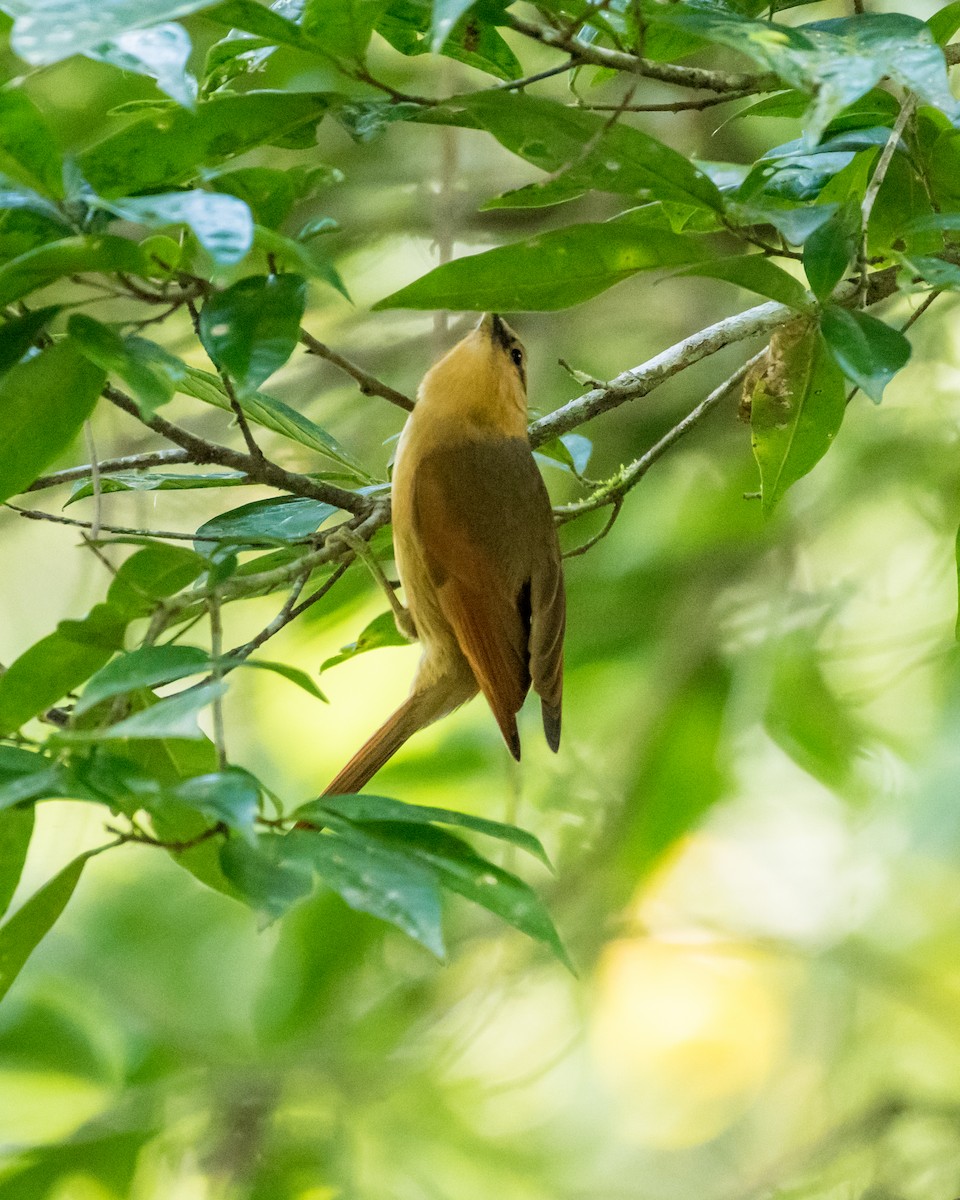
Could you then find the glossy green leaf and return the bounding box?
[307,793,550,866]
[199,274,307,395]
[820,305,911,404]
[204,0,315,50]
[680,256,810,309]
[288,827,445,956]
[0,235,147,308]
[417,92,723,214]
[374,208,710,312]
[75,645,210,716]
[749,320,846,514]
[78,91,332,197]
[194,495,336,549]
[171,767,261,835]
[0,91,63,197]
[3,0,222,64]
[0,338,105,504]
[86,23,197,109]
[536,433,593,477]
[219,833,315,923]
[56,681,227,743]
[109,190,253,265]
[231,659,328,702]
[66,470,249,506]
[106,544,205,619]
[178,367,371,479]
[378,0,521,80]
[0,306,59,377]
[900,255,960,290]
[321,611,409,672]
[302,0,389,59]
[0,851,96,1005]
[803,203,859,298]
[0,806,34,921]
[67,316,183,410]
[0,603,127,734]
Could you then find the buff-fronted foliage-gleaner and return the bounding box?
[324,313,566,795]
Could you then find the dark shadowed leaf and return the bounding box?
[171,767,261,835]
[199,274,307,395]
[68,316,183,410]
[803,203,859,297]
[0,306,59,377]
[301,0,389,60]
[0,805,34,920]
[106,544,205,619]
[194,495,337,549]
[820,304,911,403]
[0,235,147,308]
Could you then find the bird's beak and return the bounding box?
[478,312,506,342]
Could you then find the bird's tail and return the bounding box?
[323,676,476,796]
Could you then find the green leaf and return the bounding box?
[210,167,296,230]
[108,190,253,265]
[86,23,198,109]
[0,90,63,197]
[0,806,34,921]
[177,367,371,478]
[802,203,859,298]
[4,0,222,64]
[749,319,846,514]
[374,207,711,312]
[194,495,337,549]
[930,1,960,46]
[0,338,105,504]
[0,235,147,309]
[536,433,593,476]
[321,610,409,672]
[0,851,96,1005]
[899,254,960,290]
[378,0,521,81]
[106,544,205,618]
[198,274,307,395]
[67,316,183,411]
[305,793,551,866]
[170,767,260,835]
[78,91,332,197]
[336,99,422,144]
[56,681,227,743]
[0,603,127,734]
[253,226,348,298]
[204,0,316,51]
[417,92,723,214]
[220,833,315,923]
[301,0,389,60]
[288,827,445,956]
[338,820,570,967]
[680,255,810,309]
[820,305,911,404]
[66,470,249,506]
[0,306,59,378]
[75,644,211,716]
[231,658,328,702]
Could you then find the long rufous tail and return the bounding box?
[323,676,476,795]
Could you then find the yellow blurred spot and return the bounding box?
[591,938,784,1147]
[0,1071,111,1148]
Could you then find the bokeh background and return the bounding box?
[4,2,960,1196]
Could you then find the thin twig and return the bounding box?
[562,498,623,557]
[509,13,778,93]
[103,384,371,516]
[556,350,766,522]
[83,421,102,541]
[575,89,755,113]
[6,503,292,546]
[208,594,228,770]
[859,96,916,304]
[495,58,581,90]
[28,449,195,492]
[299,329,415,412]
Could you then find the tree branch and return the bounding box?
[509,13,778,93]
[103,384,372,516]
[300,328,415,412]
[27,449,196,493]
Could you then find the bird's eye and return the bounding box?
[510,347,523,368]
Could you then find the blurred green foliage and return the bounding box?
[2,0,960,1197]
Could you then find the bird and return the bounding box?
[323,312,565,796]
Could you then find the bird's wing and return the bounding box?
[412,437,564,756]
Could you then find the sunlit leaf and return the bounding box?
[680,255,810,309]
[56,681,227,743]
[0,235,147,308]
[301,0,389,60]
[106,544,205,619]
[108,190,253,265]
[0,90,63,197]
[75,645,211,716]
[321,611,409,672]
[194,495,337,549]
[86,23,197,109]
[0,806,34,921]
